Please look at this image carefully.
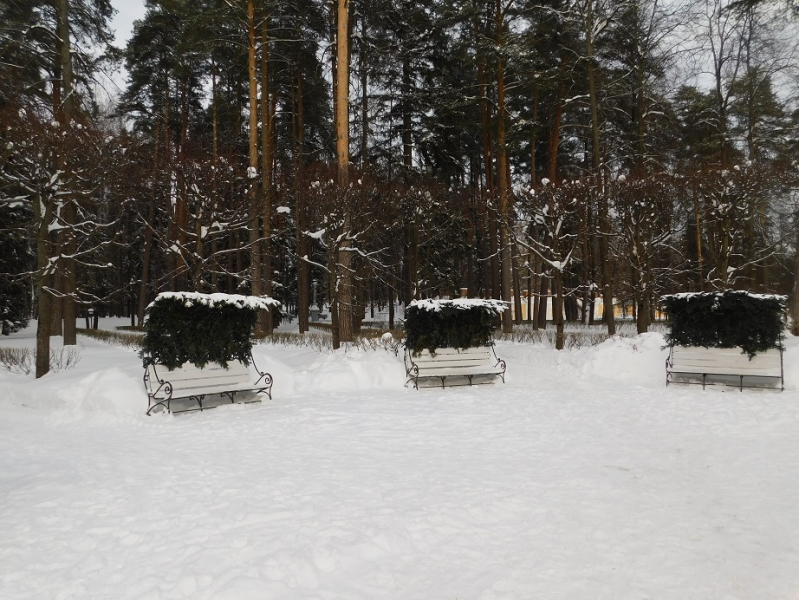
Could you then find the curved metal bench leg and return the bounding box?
[188,394,204,411]
[496,358,507,384]
[146,397,170,416]
[405,364,419,390]
[253,372,274,400]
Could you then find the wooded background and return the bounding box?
[1,0,798,375]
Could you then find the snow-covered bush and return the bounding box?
[140,292,280,370]
[661,291,785,357]
[404,299,506,355]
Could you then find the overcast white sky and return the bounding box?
[110,0,147,50]
[96,0,146,103]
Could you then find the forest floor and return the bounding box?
[1,320,798,599]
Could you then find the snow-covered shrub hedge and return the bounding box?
[404,299,506,355]
[140,292,281,370]
[661,291,785,357]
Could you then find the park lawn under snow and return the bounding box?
[2,323,799,599]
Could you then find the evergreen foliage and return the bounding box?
[140,293,279,370]
[0,277,29,336]
[404,299,506,356]
[662,291,785,357]
[0,203,31,335]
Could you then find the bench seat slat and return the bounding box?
[150,363,250,376]
[413,359,493,369]
[670,356,780,365]
[415,366,505,376]
[671,356,780,367]
[666,346,783,390]
[413,354,491,362]
[167,379,254,394]
[413,347,492,355]
[414,356,491,364]
[144,359,273,414]
[167,382,263,399]
[405,346,506,389]
[669,367,781,377]
[163,372,251,386]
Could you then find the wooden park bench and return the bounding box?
[404,345,506,389]
[665,345,783,391]
[144,357,273,415]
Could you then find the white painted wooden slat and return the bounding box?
[413,347,491,355]
[414,352,489,359]
[160,369,249,382]
[669,347,781,378]
[414,360,490,370]
[405,346,504,388]
[418,366,504,376]
[152,362,250,376]
[146,361,254,398]
[414,352,491,360]
[148,372,251,389]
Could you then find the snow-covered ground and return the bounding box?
[2,321,799,599]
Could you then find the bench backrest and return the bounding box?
[670,346,782,376]
[145,360,251,394]
[412,347,493,370]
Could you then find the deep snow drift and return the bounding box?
[1,322,798,599]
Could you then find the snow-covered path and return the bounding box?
[2,328,799,599]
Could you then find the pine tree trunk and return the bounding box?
[388,283,395,329]
[336,0,353,343]
[547,54,566,183]
[56,0,77,345]
[585,5,614,336]
[260,15,274,334]
[512,243,523,324]
[164,84,177,293]
[329,250,340,349]
[475,17,495,298]
[402,55,412,172]
[537,274,548,330]
[360,13,369,170]
[137,121,160,325]
[495,0,512,333]
[637,283,650,334]
[175,77,190,291]
[692,175,704,290]
[247,0,262,334]
[554,271,564,350]
[35,193,55,378]
[792,214,799,336]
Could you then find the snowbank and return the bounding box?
[3,324,799,599]
[557,332,669,387]
[252,344,405,397]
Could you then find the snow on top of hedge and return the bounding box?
[408,298,508,313]
[149,292,281,312]
[661,291,786,303]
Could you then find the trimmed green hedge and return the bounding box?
[140,292,280,370]
[661,291,785,357]
[404,299,506,355]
